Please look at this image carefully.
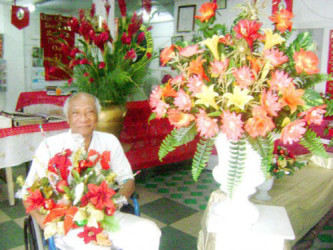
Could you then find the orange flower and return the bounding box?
[244,109,275,138]
[167,109,195,128]
[162,82,178,97]
[195,2,217,22]
[247,55,263,75]
[293,48,319,75]
[187,56,209,81]
[298,104,327,125]
[279,85,305,113]
[281,119,306,145]
[233,19,262,49]
[160,45,175,66]
[269,9,294,33]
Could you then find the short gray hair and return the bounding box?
[63,92,101,119]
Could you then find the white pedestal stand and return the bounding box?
[207,204,295,250]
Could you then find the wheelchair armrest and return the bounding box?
[130,192,140,216]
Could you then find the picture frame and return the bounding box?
[177,5,196,33]
[213,0,227,10]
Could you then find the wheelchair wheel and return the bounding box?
[24,216,38,250]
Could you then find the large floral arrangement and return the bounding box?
[149,1,332,187]
[18,147,122,247]
[59,0,154,105]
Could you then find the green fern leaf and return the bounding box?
[300,129,328,158]
[286,32,315,57]
[324,99,333,117]
[192,138,215,182]
[303,89,324,107]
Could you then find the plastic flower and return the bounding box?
[160,45,175,66]
[195,2,217,22]
[179,44,204,57]
[279,84,305,113]
[263,29,285,50]
[201,35,220,60]
[196,109,219,138]
[210,58,229,78]
[167,109,195,129]
[244,106,275,138]
[187,56,209,81]
[263,48,288,67]
[269,9,294,33]
[281,119,307,145]
[268,70,293,91]
[174,89,192,111]
[25,189,45,213]
[298,105,327,125]
[293,48,320,75]
[221,110,244,141]
[187,75,204,96]
[260,89,281,117]
[223,86,254,110]
[194,85,219,110]
[81,181,116,210]
[233,66,255,89]
[78,225,103,244]
[234,19,262,49]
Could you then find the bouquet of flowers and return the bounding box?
[18,147,122,246]
[56,0,154,105]
[269,145,305,179]
[149,1,332,188]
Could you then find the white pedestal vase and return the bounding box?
[210,133,265,228]
[255,176,275,201]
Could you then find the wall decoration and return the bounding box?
[177,5,196,33]
[11,5,30,30]
[326,30,333,96]
[272,0,293,13]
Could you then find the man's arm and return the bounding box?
[117,179,135,200]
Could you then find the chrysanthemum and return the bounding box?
[268,70,294,91]
[221,110,244,141]
[210,58,229,78]
[281,119,306,145]
[298,104,327,125]
[179,44,204,57]
[233,66,255,89]
[187,75,204,96]
[174,89,192,111]
[195,109,219,138]
[149,85,163,109]
[261,89,281,117]
[170,75,185,88]
[152,100,169,119]
[263,48,288,67]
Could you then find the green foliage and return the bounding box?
[296,73,332,90]
[227,139,246,198]
[101,215,120,232]
[300,129,328,158]
[286,32,315,57]
[303,89,324,108]
[324,99,333,117]
[192,138,215,182]
[158,124,197,161]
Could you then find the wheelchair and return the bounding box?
[24,193,140,250]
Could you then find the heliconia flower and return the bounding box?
[268,70,294,91]
[160,45,175,66]
[195,2,218,22]
[83,72,90,77]
[117,0,127,17]
[263,48,288,67]
[260,89,281,117]
[221,110,244,141]
[174,89,192,111]
[195,85,219,110]
[137,32,145,44]
[167,109,195,129]
[269,9,294,33]
[68,17,79,33]
[210,58,229,78]
[142,0,152,14]
[162,82,178,97]
[79,58,90,65]
[234,19,262,49]
[195,109,219,138]
[99,62,106,69]
[170,75,185,87]
[263,29,285,50]
[153,100,169,119]
[187,56,209,81]
[121,32,132,45]
[233,66,255,89]
[187,75,204,96]
[280,119,306,145]
[298,104,327,125]
[90,3,96,18]
[124,48,137,61]
[293,48,319,75]
[179,44,204,57]
[201,35,221,60]
[279,84,305,113]
[244,106,275,138]
[149,85,163,109]
[223,86,254,110]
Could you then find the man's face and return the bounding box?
[67,94,98,137]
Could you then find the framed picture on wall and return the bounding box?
[177,5,196,32]
[213,0,227,9]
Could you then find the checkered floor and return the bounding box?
[0,162,332,250]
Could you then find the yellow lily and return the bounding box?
[263,29,285,50]
[195,85,219,110]
[281,117,291,127]
[201,35,220,60]
[223,86,253,110]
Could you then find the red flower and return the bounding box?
[105,0,111,17]
[117,0,127,17]
[234,19,262,49]
[269,9,294,33]
[160,45,175,66]
[69,59,80,68]
[293,48,319,75]
[79,21,94,42]
[195,3,217,22]
[100,151,111,170]
[78,225,103,244]
[61,43,70,57]
[93,31,110,51]
[25,189,45,213]
[137,32,145,44]
[105,203,116,216]
[99,62,106,69]
[124,48,137,61]
[83,72,90,77]
[70,48,81,58]
[128,12,143,36]
[68,78,73,85]
[146,52,151,59]
[80,181,116,210]
[121,32,132,45]
[68,17,80,33]
[90,3,96,18]
[142,0,152,14]
[79,58,90,65]
[48,149,72,180]
[89,78,95,83]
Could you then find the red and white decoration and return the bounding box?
[11,5,30,30]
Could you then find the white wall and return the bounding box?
[0,4,5,110]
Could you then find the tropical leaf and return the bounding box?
[192,138,215,182]
[227,139,246,198]
[300,129,328,158]
[286,32,315,57]
[324,99,333,117]
[296,73,332,90]
[303,89,324,108]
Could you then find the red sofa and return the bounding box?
[119,100,198,171]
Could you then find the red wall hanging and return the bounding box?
[11,5,30,30]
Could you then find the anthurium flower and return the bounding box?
[195,85,219,110]
[179,44,204,57]
[269,9,294,33]
[234,19,262,49]
[293,48,320,75]
[233,66,255,89]
[160,45,175,66]
[281,119,306,145]
[210,58,229,78]
[279,84,305,113]
[221,110,244,141]
[195,2,217,22]
[201,35,221,60]
[223,86,254,110]
[263,29,285,50]
[298,104,327,125]
[78,225,103,244]
[167,109,195,129]
[195,109,219,138]
[187,56,209,81]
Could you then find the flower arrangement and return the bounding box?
[18,147,122,247]
[269,145,305,179]
[59,0,154,105]
[149,1,333,186]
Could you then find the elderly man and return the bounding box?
[22,92,161,250]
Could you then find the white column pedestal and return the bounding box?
[208,204,295,250]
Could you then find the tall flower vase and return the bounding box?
[210,133,265,228]
[255,177,275,201]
